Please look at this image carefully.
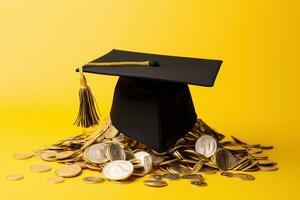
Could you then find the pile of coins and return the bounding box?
[8,119,278,187]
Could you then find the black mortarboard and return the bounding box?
[75,49,222,152]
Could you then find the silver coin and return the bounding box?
[195,135,217,158]
[84,143,107,164]
[215,148,236,171]
[102,160,134,180]
[106,143,126,161]
[134,151,153,173]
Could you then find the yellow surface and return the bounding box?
[0,0,299,199]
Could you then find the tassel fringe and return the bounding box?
[74,73,100,128]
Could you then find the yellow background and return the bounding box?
[0,0,299,199]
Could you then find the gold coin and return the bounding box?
[248,148,263,154]
[40,150,58,162]
[231,136,246,145]
[56,151,74,160]
[30,164,52,172]
[241,161,258,171]
[85,163,101,171]
[200,167,217,175]
[192,161,204,173]
[260,145,273,150]
[180,166,193,174]
[191,181,207,187]
[111,178,134,184]
[144,180,168,187]
[252,154,268,160]
[47,176,64,184]
[151,149,169,156]
[80,127,107,151]
[74,161,87,169]
[244,144,261,148]
[6,173,24,181]
[162,173,180,180]
[133,167,147,176]
[105,125,119,139]
[40,150,57,158]
[174,138,186,146]
[160,158,178,166]
[234,173,255,181]
[230,157,248,170]
[224,145,246,151]
[41,156,57,162]
[258,160,275,166]
[55,164,81,178]
[172,150,184,159]
[82,176,104,183]
[149,174,162,180]
[48,146,66,151]
[180,159,197,164]
[220,171,235,177]
[182,173,203,180]
[28,117,278,188]
[33,147,47,154]
[167,164,183,174]
[13,152,33,160]
[259,165,279,171]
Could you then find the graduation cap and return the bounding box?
[74,49,222,152]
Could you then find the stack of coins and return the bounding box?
[8,118,278,187]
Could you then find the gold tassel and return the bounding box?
[73,60,159,128]
[74,69,100,128]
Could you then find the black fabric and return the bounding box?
[110,77,197,152]
[80,49,222,86]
